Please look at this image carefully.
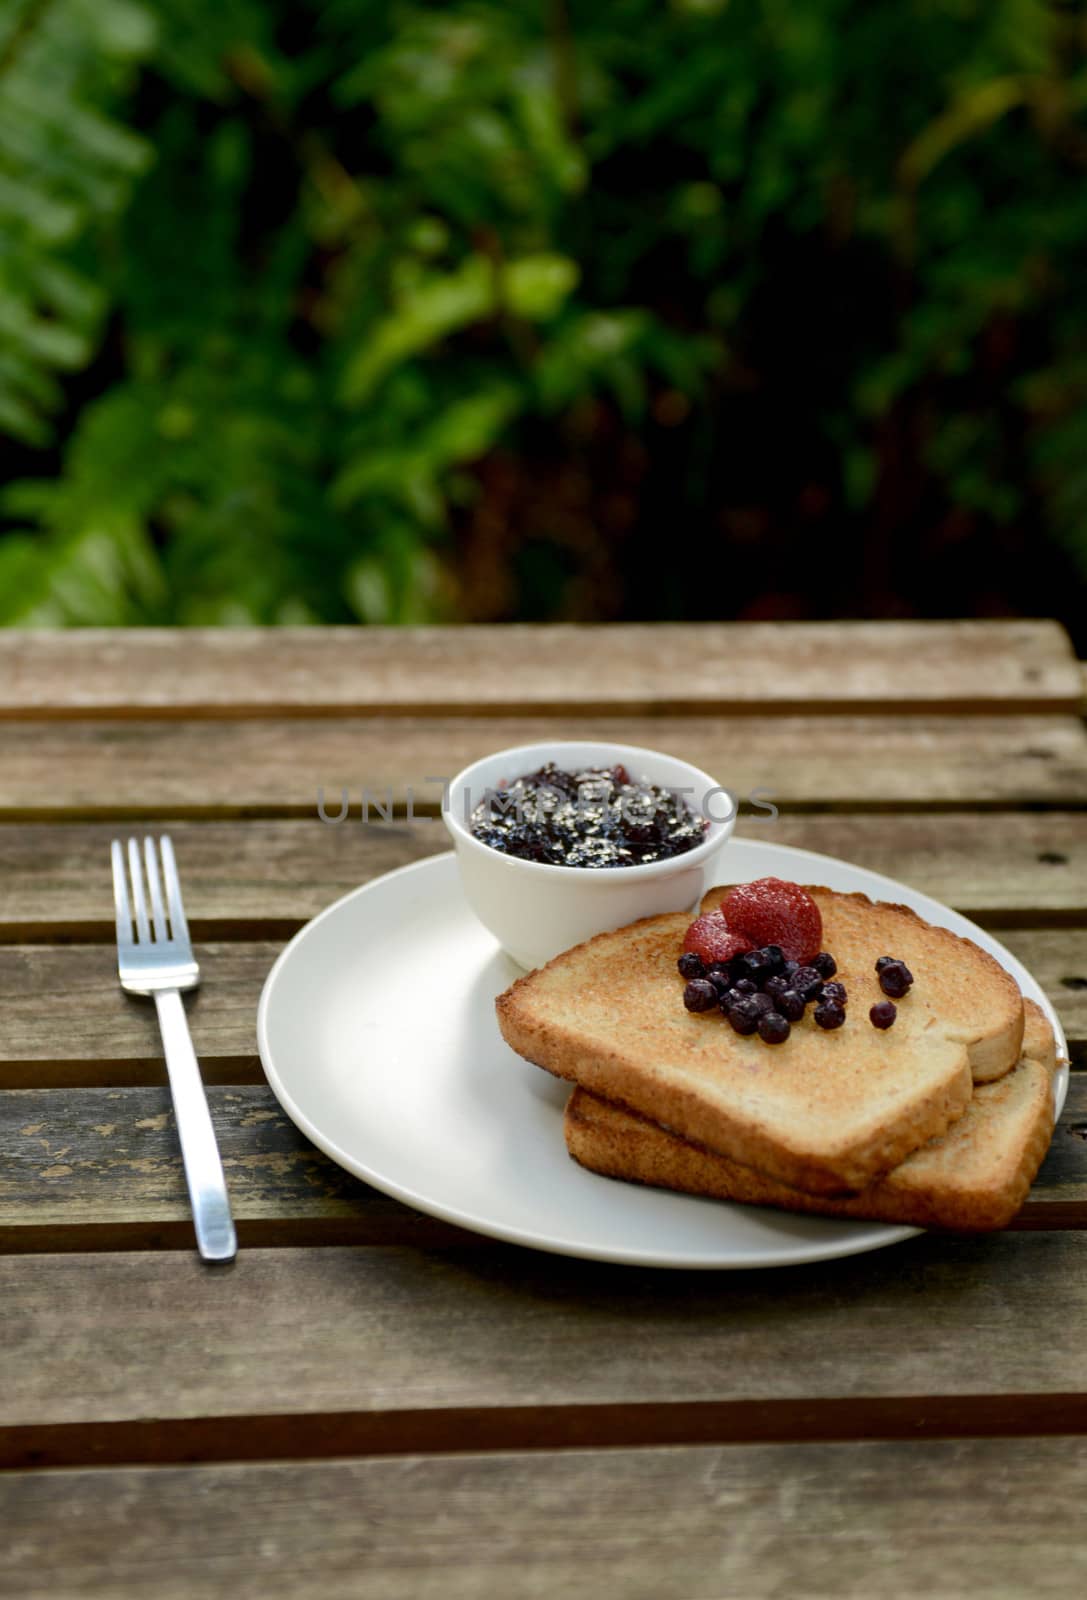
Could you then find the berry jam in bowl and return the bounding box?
[442,741,736,969]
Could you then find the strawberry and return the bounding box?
[681,909,751,966]
[721,877,823,964]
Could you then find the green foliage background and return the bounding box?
[1,0,1086,627]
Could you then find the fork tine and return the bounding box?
[111,840,132,948]
[143,837,169,942]
[160,835,190,947]
[127,837,151,943]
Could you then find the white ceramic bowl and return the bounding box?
[441,740,737,969]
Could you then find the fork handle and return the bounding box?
[154,988,237,1263]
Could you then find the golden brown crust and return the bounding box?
[1021,997,1057,1074]
[502,996,973,1196]
[565,1023,1057,1233]
[497,885,1025,1195]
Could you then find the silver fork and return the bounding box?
[111,835,237,1263]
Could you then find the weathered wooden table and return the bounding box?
[1,620,1086,1599]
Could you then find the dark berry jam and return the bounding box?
[468,761,708,868]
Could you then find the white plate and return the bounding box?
[256,840,1069,1270]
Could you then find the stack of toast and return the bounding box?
[496,885,1060,1231]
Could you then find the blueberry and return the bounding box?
[678,952,705,980]
[750,992,775,1014]
[870,1001,897,1029]
[763,974,791,1000]
[778,989,806,1022]
[740,949,772,980]
[723,987,746,1010]
[760,945,785,974]
[813,1000,846,1030]
[821,981,847,1004]
[792,966,823,1000]
[758,1011,791,1044]
[879,961,912,999]
[728,1000,760,1036]
[811,951,837,978]
[683,979,719,1013]
[876,955,914,986]
[782,959,799,978]
[704,964,733,996]
[733,978,758,996]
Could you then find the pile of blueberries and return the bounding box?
[678,945,845,1044]
[678,948,915,1044]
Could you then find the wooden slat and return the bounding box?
[0,713,1085,818]
[0,1077,1084,1252]
[5,1236,1087,1466]
[0,819,448,940]
[0,1084,473,1250]
[1001,929,1087,1058]
[1,812,1083,942]
[1023,1075,1087,1220]
[3,1438,1087,1600]
[0,620,1079,717]
[0,928,1081,1091]
[0,943,274,1087]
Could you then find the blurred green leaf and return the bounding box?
[0,0,154,441]
[340,253,577,404]
[2,0,1087,629]
[334,383,521,508]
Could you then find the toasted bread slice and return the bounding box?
[1019,997,1058,1075]
[697,886,1024,1082]
[496,886,1023,1195]
[565,1001,1058,1232]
